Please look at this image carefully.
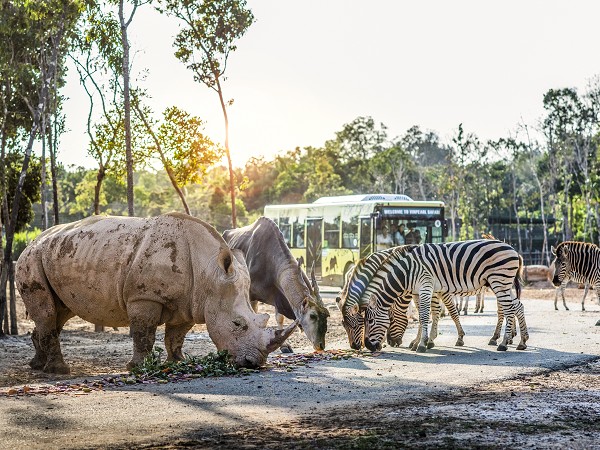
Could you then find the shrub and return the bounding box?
[2,228,42,260]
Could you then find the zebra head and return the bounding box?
[364,294,390,352]
[336,302,365,350]
[551,243,571,287]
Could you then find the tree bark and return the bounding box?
[48,122,60,225]
[40,111,48,230]
[215,75,236,228]
[119,0,135,218]
[8,262,17,335]
[94,166,105,216]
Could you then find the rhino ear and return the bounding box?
[231,248,247,266]
[219,248,242,275]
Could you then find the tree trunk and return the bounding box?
[0,13,65,337]
[119,0,134,217]
[215,77,236,228]
[512,173,522,253]
[94,166,105,216]
[49,117,60,225]
[8,262,17,335]
[40,112,48,230]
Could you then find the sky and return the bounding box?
[58,0,600,169]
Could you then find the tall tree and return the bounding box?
[159,0,255,228]
[0,0,82,336]
[133,102,222,214]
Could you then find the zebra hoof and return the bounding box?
[497,344,508,352]
[488,339,497,346]
[427,341,435,349]
[596,320,600,326]
[565,307,570,311]
[554,307,558,311]
[416,344,427,353]
[387,337,403,347]
[516,343,527,350]
[280,344,294,353]
[455,339,464,347]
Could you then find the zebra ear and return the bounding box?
[551,246,557,256]
[369,294,378,308]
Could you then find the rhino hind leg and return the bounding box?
[29,328,47,370]
[126,301,163,370]
[165,321,194,361]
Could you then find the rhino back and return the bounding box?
[224,217,298,317]
[37,214,222,326]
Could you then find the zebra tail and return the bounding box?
[514,254,524,300]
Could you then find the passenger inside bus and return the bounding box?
[376,225,394,250]
[394,223,406,245]
[296,230,304,247]
[405,224,422,244]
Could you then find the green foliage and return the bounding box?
[154,106,222,186]
[129,347,253,381]
[1,152,42,233]
[4,228,42,261]
[159,0,255,89]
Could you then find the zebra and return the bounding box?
[336,247,465,350]
[550,255,596,311]
[455,291,485,315]
[361,240,528,353]
[551,242,600,317]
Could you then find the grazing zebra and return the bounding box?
[455,291,485,315]
[362,240,528,353]
[551,242,600,318]
[336,248,465,350]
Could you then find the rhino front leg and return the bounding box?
[165,322,194,362]
[127,301,162,370]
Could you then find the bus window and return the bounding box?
[279,218,291,247]
[293,221,305,248]
[324,215,340,248]
[360,218,372,258]
[342,216,358,249]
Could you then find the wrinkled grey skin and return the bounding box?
[15,213,296,374]
[223,217,329,352]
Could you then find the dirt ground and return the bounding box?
[2,284,600,449]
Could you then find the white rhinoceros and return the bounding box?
[15,212,296,374]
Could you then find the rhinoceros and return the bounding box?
[223,217,329,352]
[15,213,297,374]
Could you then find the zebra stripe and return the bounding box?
[361,240,528,353]
[551,241,600,312]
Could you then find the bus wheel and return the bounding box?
[342,263,355,288]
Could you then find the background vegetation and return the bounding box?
[1,0,600,334]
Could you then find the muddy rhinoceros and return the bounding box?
[15,212,297,374]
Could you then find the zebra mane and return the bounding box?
[555,241,599,256]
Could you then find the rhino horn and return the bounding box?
[265,320,299,353]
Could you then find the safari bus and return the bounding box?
[264,194,446,287]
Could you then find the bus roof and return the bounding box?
[264,194,444,211]
[313,194,414,203]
